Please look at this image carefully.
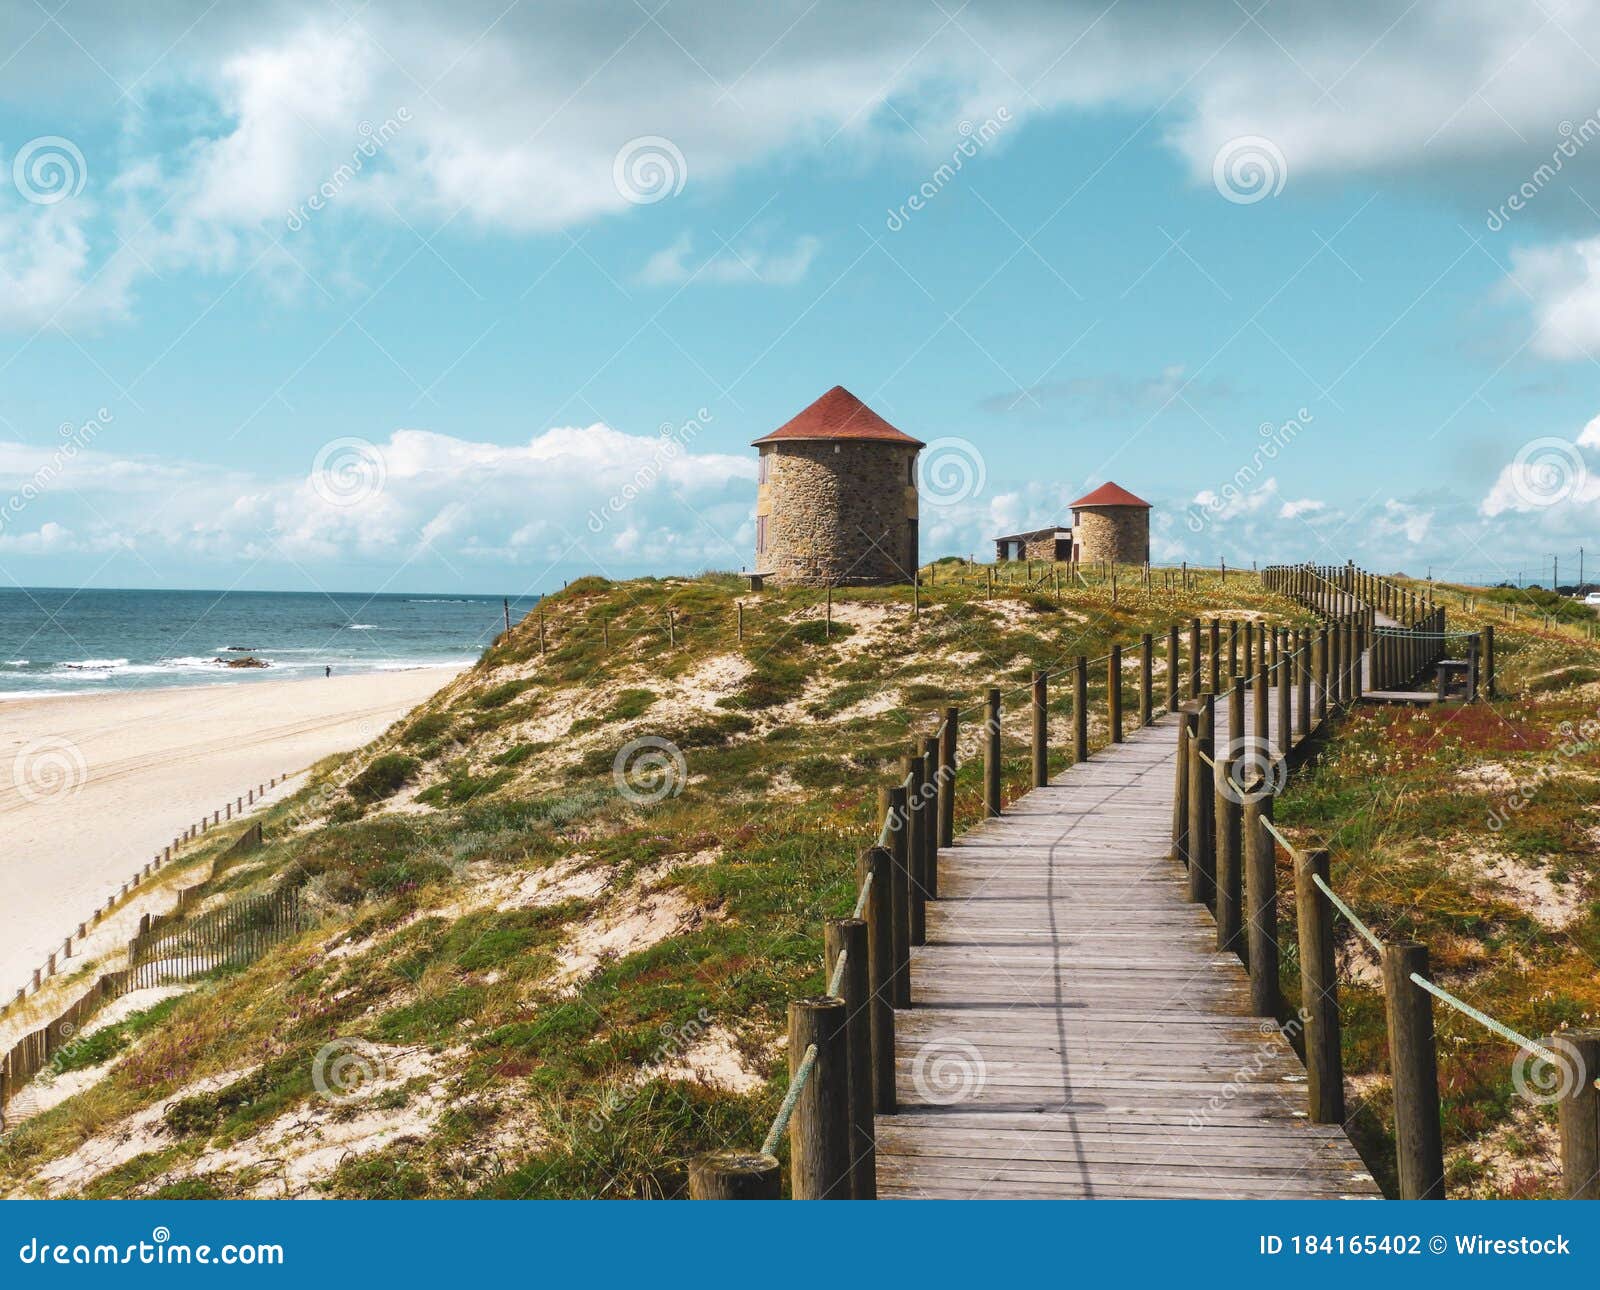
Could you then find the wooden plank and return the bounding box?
[878,677,1381,1199]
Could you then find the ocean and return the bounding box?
[0,587,541,700]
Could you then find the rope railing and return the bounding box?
[1188,576,1594,1198]
[760,1044,817,1157]
[695,590,1353,1198]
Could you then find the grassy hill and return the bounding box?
[3,567,1596,1199]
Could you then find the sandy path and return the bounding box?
[0,668,460,993]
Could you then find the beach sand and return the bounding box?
[0,667,461,995]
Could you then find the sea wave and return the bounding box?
[3,659,28,667]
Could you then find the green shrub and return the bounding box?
[348,753,420,802]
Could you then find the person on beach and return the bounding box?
[325,665,332,678]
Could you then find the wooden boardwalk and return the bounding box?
[876,686,1381,1199]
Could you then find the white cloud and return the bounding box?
[0,423,755,576]
[1503,237,1600,360]
[14,2,1600,328]
[637,232,820,286]
[1279,497,1326,520]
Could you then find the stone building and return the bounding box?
[993,481,1151,564]
[752,386,922,586]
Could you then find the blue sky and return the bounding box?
[2,0,1600,595]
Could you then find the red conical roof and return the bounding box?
[751,385,924,447]
[1069,481,1151,509]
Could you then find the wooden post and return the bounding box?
[1294,848,1344,1124]
[689,1151,781,1199]
[1030,671,1048,788]
[787,996,850,1199]
[1275,656,1290,753]
[1244,791,1280,1017]
[1173,709,1194,865]
[1253,661,1268,744]
[921,736,941,901]
[1072,657,1088,763]
[826,919,875,1199]
[879,786,911,1009]
[1188,618,1201,698]
[1316,628,1329,722]
[1139,633,1153,726]
[1383,942,1446,1199]
[503,597,512,637]
[1483,625,1495,698]
[1296,631,1311,740]
[903,754,926,947]
[1216,681,1246,958]
[1189,695,1215,905]
[1208,618,1220,695]
[857,847,896,1114]
[1554,1029,1600,1199]
[1166,623,1179,713]
[938,707,957,850]
[984,688,1002,816]
[1108,645,1123,743]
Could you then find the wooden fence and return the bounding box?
[688,560,1599,1200]
[0,881,306,1131]
[4,775,289,1020]
[688,566,1364,1198]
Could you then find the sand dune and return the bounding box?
[0,668,460,994]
